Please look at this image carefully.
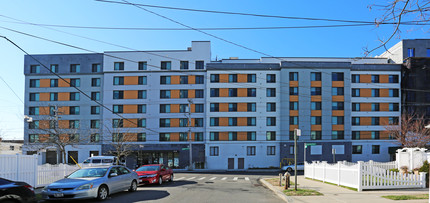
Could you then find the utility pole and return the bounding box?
[187,99,193,171]
[294,129,301,191]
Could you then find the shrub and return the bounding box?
[419,161,429,188]
[389,168,399,173]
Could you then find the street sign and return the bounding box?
[182,148,189,150]
[295,129,301,136]
[305,143,317,148]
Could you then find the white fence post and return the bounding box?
[337,161,341,186]
[16,154,20,181]
[322,161,327,183]
[33,154,38,187]
[357,161,363,192]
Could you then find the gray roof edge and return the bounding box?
[206,63,280,70]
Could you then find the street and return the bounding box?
[50,172,283,203]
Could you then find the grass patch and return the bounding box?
[283,188,323,196]
[305,178,357,191]
[265,178,296,186]
[382,194,428,200]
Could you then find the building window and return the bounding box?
[267,74,276,83]
[247,117,256,126]
[248,74,256,83]
[113,105,123,113]
[247,132,256,141]
[332,87,344,96]
[332,131,344,140]
[228,132,237,141]
[389,89,399,97]
[138,61,147,70]
[112,119,123,128]
[267,146,276,155]
[195,75,204,84]
[210,88,219,97]
[311,72,321,81]
[311,116,321,125]
[138,76,147,85]
[407,48,415,57]
[247,146,256,156]
[247,88,256,97]
[289,72,298,81]
[90,120,100,129]
[229,74,237,83]
[70,64,80,73]
[180,90,188,98]
[352,74,360,83]
[179,118,188,127]
[29,121,39,129]
[194,118,203,127]
[91,92,100,101]
[372,145,380,154]
[195,89,204,98]
[137,133,146,142]
[352,103,360,111]
[247,103,256,112]
[29,79,40,88]
[69,106,80,115]
[113,77,124,85]
[195,132,204,141]
[210,103,219,112]
[138,90,147,99]
[389,117,399,124]
[69,120,80,129]
[228,103,237,112]
[332,116,344,125]
[70,78,80,87]
[371,89,380,97]
[210,132,219,141]
[389,75,399,83]
[289,131,295,140]
[266,117,276,126]
[160,76,171,84]
[160,90,171,99]
[91,106,100,114]
[70,92,80,101]
[210,117,219,126]
[161,61,171,70]
[29,93,39,101]
[290,116,298,125]
[160,104,171,113]
[49,93,57,101]
[352,145,362,154]
[195,61,204,69]
[180,76,188,84]
[112,91,123,99]
[92,64,101,72]
[310,131,322,140]
[210,146,219,156]
[195,104,204,113]
[371,75,379,83]
[114,62,124,71]
[352,89,360,97]
[351,117,360,125]
[180,61,189,70]
[157,133,169,142]
[352,131,360,140]
[228,117,237,126]
[138,118,146,127]
[159,118,170,127]
[332,72,344,81]
[332,102,344,110]
[50,64,58,73]
[289,87,298,95]
[371,117,380,125]
[90,134,100,142]
[69,134,79,142]
[29,107,39,115]
[111,133,123,142]
[91,78,101,87]
[137,104,146,113]
[371,103,380,111]
[389,103,399,111]
[210,74,219,83]
[266,132,276,141]
[311,87,322,95]
[311,102,322,110]
[289,102,299,110]
[229,88,237,97]
[267,103,276,112]
[179,133,188,141]
[30,65,40,73]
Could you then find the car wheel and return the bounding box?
[129,180,137,192]
[158,176,163,185]
[97,185,109,201]
[287,167,293,172]
[169,174,173,182]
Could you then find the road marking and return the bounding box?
[198,177,206,180]
[209,177,217,180]
[233,177,238,181]
[187,177,196,180]
[176,177,185,180]
[221,177,227,180]
[245,177,250,181]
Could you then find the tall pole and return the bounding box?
[188,99,193,171]
[304,142,306,164]
[294,129,298,191]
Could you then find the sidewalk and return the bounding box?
[263,175,429,203]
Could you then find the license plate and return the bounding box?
[54,193,64,197]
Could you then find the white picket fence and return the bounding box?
[0,154,79,187]
[305,161,426,191]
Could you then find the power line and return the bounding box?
[0,76,24,105]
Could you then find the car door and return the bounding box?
[106,167,122,193]
[160,165,167,181]
[118,167,132,190]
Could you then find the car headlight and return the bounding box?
[76,183,94,190]
[42,186,48,192]
[147,174,157,177]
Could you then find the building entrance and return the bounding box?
[136,151,180,168]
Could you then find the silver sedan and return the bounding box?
[42,165,139,201]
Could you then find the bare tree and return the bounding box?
[385,112,430,147]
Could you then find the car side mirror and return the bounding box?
[109,173,118,177]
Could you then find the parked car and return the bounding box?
[42,165,138,201]
[282,163,305,172]
[0,178,35,203]
[81,156,125,166]
[135,164,173,185]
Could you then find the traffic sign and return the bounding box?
[182,148,189,150]
[305,143,316,148]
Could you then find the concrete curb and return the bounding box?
[259,178,290,203]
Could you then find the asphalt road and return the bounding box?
[72,172,283,203]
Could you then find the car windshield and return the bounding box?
[67,168,108,178]
[136,165,160,171]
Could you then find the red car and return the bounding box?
[135,164,173,185]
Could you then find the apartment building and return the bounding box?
[22,40,427,169]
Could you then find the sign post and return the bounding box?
[294,129,301,191]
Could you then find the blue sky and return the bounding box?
[0,0,428,139]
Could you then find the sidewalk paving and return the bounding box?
[263,175,429,203]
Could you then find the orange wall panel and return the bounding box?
[238,103,247,112]
[40,79,50,88]
[188,89,195,98]
[380,75,389,83]
[124,119,137,128]
[360,131,372,139]
[237,117,247,126]
[171,90,180,99]
[219,103,229,112]
[124,91,137,99]
[170,118,179,127]
[361,103,371,111]
[170,133,179,142]
[311,96,322,101]
[39,134,49,142]
[58,92,69,101]
[380,117,389,125]
[124,105,137,114]
[360,75,371,83]
[219,132,228,141]
[332,81,344,87]
[332,125,344,131]
[361,117,371,125]
[171,76,180,84]
[39,107,50,115]
[380,89,389,97]
[380,131,389,139]
[188,75,195,84]
[290,110,299,116]
[124,76,138,85]
[219,117,229,126]
[311,81,322,87]
[332,110,344,116]
[58,106,69,115]
[40,93,50,101]
[59,78,70,87]
[58,120,69,129]
[39,120,50,129]
[125,133,138,142]
[311,125,322,131]
[219,88,229,97]
[289,81,298,87]
[170,104,180,113]
[361,89,371,97]
[238,132,247,141]
[238,74,247,83]
[219,74,229,83]
[311,110,322,116]
[332,96,344,101]
[290,125,299,130]
[290,96,299,102]
[238,88,247,97]
[380,103,389,111]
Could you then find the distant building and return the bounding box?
[0,139,23,155]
